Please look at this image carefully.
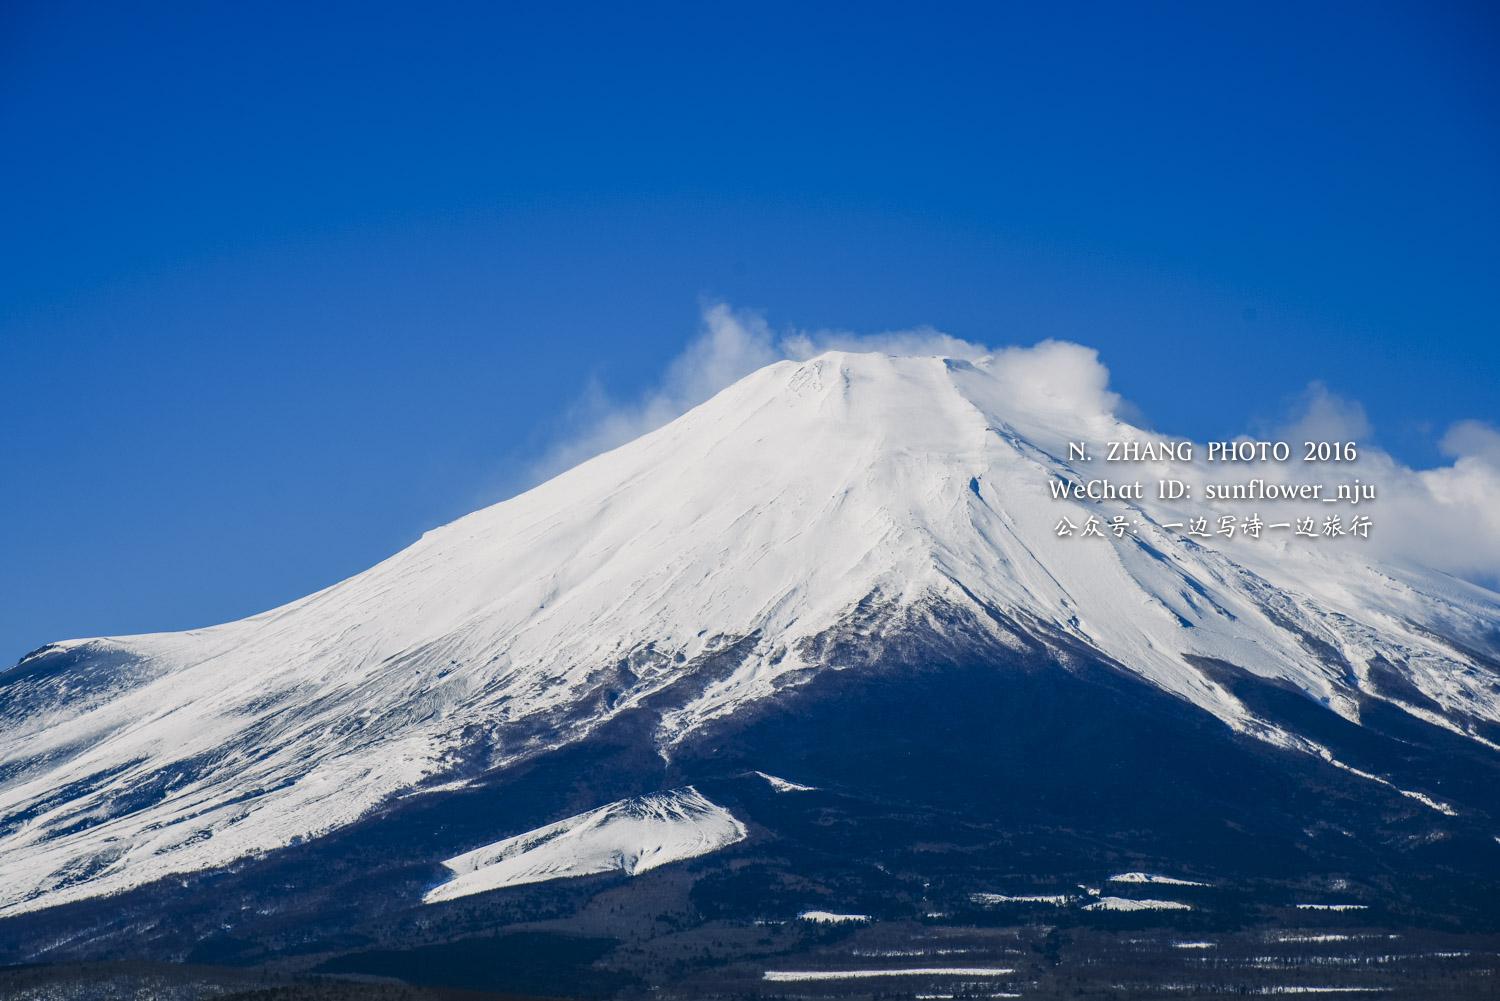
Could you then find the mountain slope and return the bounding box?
[2,350,1498,918]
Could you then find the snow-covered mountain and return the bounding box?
[3,350,1498,920]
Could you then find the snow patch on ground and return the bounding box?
[1248,989,1385,995]
[764,967,1015,981]
[852,948,978,958]
[1109,871,1210,887]
[753,771,816,792]
[971,892,1073,906]
[797,910,870,924]
[423,787,744,903]
[1083,896,1193,912]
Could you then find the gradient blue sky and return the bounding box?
[3,2,1497,662]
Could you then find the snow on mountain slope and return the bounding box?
[423,786,745,903]
[2,350,1498,916]
[754,771,816,793]
[1083,897,1193,912]
[1110,873,1210,887]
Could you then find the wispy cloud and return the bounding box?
[1260,386,1500,587]
[1274,381,1372,443]
[525,304,783,482]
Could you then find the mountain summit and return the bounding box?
[2,351,1498,931]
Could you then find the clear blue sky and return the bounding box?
[2,2,1496,662]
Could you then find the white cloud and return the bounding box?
[1266,387,1500,587]
[526,303,781,481]
[1399,420,1500,585]
[1276,381,1372,443]
[985,340,1121,421]
[1441,419,1500,467]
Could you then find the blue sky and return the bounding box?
[2,2,1497,661]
